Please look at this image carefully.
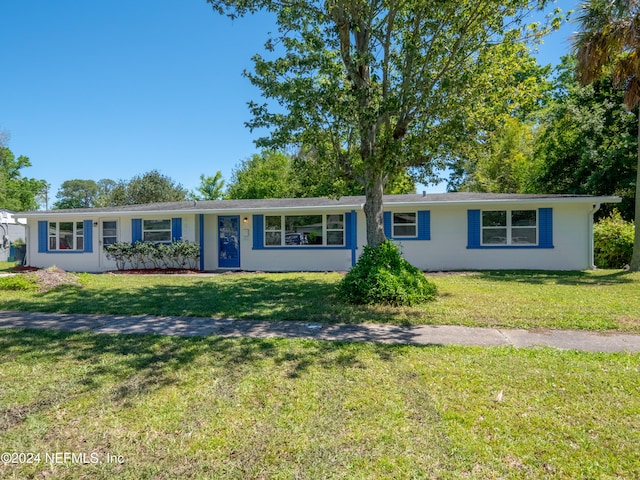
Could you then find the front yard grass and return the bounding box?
[0,261,18,272]
[1,329,638,479]
[0,269,638,332]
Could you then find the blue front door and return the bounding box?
[218,216,240,268]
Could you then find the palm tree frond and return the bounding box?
[574,0,640,88]
[623,76,640,109]
[574,31,620,83]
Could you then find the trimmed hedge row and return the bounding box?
[104,240,200,271]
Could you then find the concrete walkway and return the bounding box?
[1,310,639,353]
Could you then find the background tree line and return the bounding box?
[5,51,638,220]
[51,51,635,222]
[2,55,637,226]
[451,55,637,222]
[0,133,47,211]
[50,149,417,210]
[10,49,638,220]
[52,170,189,209]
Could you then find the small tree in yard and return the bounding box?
[207,0,561,303]
[338,241,437,306]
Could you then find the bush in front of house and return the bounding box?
[338,240,437,306]
[104,240,200,270]
[0,274,38,291]
[104,242,133,270]
[593,210,634,268]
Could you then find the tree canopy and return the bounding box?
[451,116,538,194]
[53,171,188,208]
[532,56,637,220]
[226,151,295,199]
[0,146,47,211]
[208,0,561,246]
[452,54,638,222]
[53,179,100,209]
[190,171,225,200]
[104,170,188,206]
[224,150,415,199]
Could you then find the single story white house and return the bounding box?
[16,193,620,272]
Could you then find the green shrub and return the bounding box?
[0,274,38,291]
[593,210,634,268]
[104,240,200,270]
[338,240,437,306]
[104,242,133,270]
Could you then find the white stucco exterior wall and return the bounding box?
[201,211,355,272]
[20,195,615,273]
[26,214,197,272]
[385,202,594,271]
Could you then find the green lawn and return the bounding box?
[1,272,638,478]
[0,329,638,479]
[0,261,18,272]
[1,269,639,332]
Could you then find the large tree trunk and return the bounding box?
[630,108,640,271]
[363,170,387,247]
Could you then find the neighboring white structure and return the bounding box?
[0,210,27,262]
[17,193,620,272]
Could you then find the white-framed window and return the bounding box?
[265,215,283,246]
[143,219,172,242]
[326,214,345,246]
[264,214,344,247]
[482,210,537,245]
[102,220,118,247]
[48,221,84,250]
[393,212,417,237]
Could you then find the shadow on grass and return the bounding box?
[0,327,411,428]
[3,275,432,325]
[473,270,636,286]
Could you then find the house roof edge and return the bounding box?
[15,193,622,217]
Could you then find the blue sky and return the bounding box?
[1,0,577,205]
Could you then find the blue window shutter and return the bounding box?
[345,211,357,248]
[253,214,264,249]
[83,220,93,253]
[172,218,182,241]
[417,211,430,240]
[38,221,48,252]
[348,210,358,265]
[538,208,553,248]
[383,212,392,238]
[467,210,481,248]
[132,219,142,243]
[199,214,205,271]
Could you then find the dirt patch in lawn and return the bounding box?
[28,267,83,291]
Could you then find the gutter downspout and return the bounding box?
[24,222,29,267]
[589,203,601,269]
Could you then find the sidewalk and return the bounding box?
[0,310,639,353]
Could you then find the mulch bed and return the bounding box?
[12,266,201,275]
[11,266,40,272]
[106,268,202,275]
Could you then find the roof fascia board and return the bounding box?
[17,195,621,218]
[384,196,622,207]
[18,203,366,218]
